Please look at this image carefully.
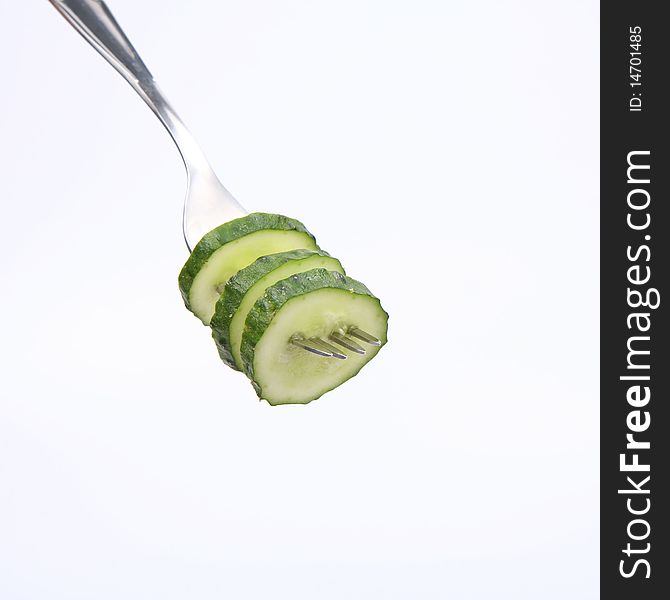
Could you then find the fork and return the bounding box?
[48,0,380,359]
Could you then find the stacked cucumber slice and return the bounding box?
[179,212,388,405]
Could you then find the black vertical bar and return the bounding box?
[601,2,668,597]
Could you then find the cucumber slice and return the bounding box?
[211,250,345,371]
[241,269,388,405]
[178,213,318,324]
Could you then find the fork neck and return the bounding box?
[138,81,215,177]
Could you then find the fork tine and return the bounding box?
[348,327,381,346]
[310,338,347,359]
[329,332,366,354]
[290,336,334,357]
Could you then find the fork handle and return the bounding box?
[49,0,153,91]
[48,0,207,169]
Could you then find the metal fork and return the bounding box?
[48,0,380,359]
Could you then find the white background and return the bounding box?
[0,1,599,598]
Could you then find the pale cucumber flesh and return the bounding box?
[242,271,388,405]
[189,229,317,324]
[219,252,344,371]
